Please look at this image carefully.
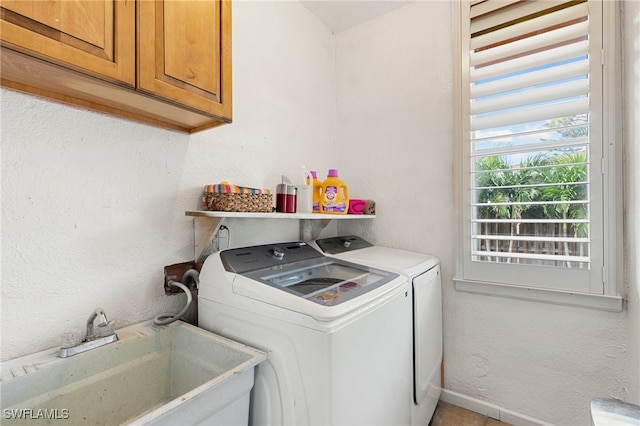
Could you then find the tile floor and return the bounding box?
[430,401,511,426]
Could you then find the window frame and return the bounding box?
[453,0,623,312]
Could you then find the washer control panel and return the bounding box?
[220,242,323,273]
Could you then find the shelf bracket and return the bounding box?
[300,219,313,242]
[193,216,225,262]
[299,218,333,242]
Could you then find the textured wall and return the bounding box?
[334,2,635,425]
[1,1,637,424]
[0,0,336,361]
[335,0,454,259]
[623,0,640,404]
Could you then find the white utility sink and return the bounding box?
[1,320,266,425]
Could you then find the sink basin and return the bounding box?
[1,320,266,425]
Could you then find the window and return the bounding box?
[454,0,622,311]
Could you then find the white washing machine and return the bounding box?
[198,241,412,425]
[312,235,442,425]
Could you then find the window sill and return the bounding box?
[453,278,624,312]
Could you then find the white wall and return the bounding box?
[623,0,640,404]
[1,1,638,425]
[0,0,336,361]
[334,1,638,425]
[334,0,454,257]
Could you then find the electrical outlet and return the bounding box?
[216,225,230,251]
[163,261,202,295]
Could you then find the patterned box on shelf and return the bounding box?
[203,183,273,213]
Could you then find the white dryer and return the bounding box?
[313,236,442,425]
[198,241,412,425]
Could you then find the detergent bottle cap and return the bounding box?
[328,169,339,178]
[310,170,317,179]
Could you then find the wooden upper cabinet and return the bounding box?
[138,0,232,119]
[0,0,135,85]
[0,0,232,133]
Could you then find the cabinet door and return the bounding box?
[137,0,232,121]
[0,0,135,85]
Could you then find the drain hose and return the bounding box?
[153,269,199,326]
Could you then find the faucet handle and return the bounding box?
[61,332,82,349]
[96,320,115,337]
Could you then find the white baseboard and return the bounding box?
[440,389,557,426]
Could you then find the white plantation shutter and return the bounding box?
[470,2,590,132]
[460,0,607,294]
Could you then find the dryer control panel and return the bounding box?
[316,235,373,254]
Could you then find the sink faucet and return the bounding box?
[85,308,110,341]
[58,308,119,358]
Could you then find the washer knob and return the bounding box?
[272,247,285,260]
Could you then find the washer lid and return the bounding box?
[241,257,399,306]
